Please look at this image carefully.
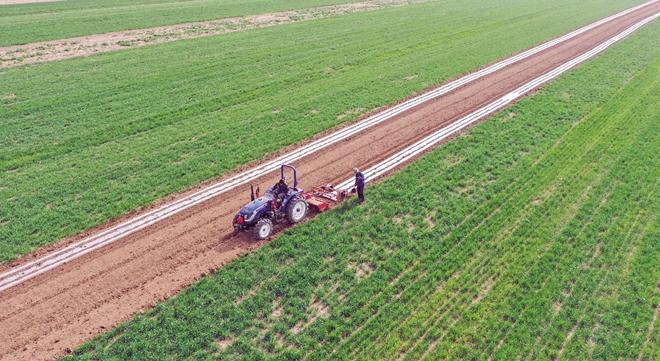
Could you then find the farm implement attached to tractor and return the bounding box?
[232,164,347,240]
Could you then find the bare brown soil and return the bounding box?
[0,3,658,360]
[0,0,425,68]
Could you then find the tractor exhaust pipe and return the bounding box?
[250,185,255,201]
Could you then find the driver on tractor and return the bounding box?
[272,178,289,205]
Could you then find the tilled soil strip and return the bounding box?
[0,0,426,68]
[335,12,660,190]
[0,2,658,360]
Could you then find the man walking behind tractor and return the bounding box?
[353,167,365,204]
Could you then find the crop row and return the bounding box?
[333,56,658,361]
[64,20,660,360]
[415,59,658,361]
[0,0,646,262]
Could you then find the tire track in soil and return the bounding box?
[0,2,659,360]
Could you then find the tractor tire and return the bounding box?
[253,218,273,240]
[286,197,308,224]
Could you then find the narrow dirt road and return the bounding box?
[1,2,659,360]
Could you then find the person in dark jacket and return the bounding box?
[272,179,289,203]
[353,167,365,204]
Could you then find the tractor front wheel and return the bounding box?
[253,218,273,240]
[286,197,308,224]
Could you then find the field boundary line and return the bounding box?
[0,2,658,293]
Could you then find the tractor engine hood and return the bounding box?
[237,195,274,222]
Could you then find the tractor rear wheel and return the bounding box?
[253,218,273,240]
[286,197,308,224]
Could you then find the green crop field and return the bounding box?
[0,0,357,46]
[0,0,647,262]
[64,20,660,361]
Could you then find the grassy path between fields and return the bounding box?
[0,0,426,68]
[0,0,361,46]
[64,19,660,361]
[0,0,645,262]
